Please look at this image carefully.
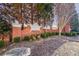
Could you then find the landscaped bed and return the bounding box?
[1,36,79,56]
[1,32,79,56]
[1,36,67,56]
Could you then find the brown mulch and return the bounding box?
[1,36,67,56]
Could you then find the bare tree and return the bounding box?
[55,3,75,36]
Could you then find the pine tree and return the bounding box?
[0,17,11,40]
[70,13,79,32]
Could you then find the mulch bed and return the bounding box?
[1,36,67,56]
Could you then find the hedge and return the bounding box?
[0,40,5,48]
[13,37,20,43]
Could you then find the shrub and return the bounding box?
[70,32,77,36]
[77,32,79,35]
[41,33,44,38]
[41,33,48,38]
[51,32,59,35]
[63,32,77,36]
[61,32,65,35]
[51,32,55,35]
[30,35,37,41]
[48,32,52,36]
[61,32,69,36]
[0,40,5,48]
[35,35,41,39]
[55,32,59,35]
[65,32,71,36]
[13,37,20,43]
[45,32,49,37]
[23,36,30,41]
[41,32,59,38]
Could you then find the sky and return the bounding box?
[75,4,79,13]
[52,3,79,28]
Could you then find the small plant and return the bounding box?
[64,32,71,36]
[23,36,30,41]
[41,33,46,38]
[49,32,52,36]
[41,32,49,38]
[40,33,43,38]
[51,32,58,35]
[13,37,20,43]
[55,32,59,35]
[45,32,49,37]
[70,32,77,36]
[30,35,37,41]
[61,32,67,36]
[77,32,79,35]
[61,32,64,35]
[63,32,77,36]
[47,32,52,37]
[0,40,5,48]
[35,35,41,39]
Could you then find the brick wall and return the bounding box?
[12,26,31,38]
[12,24,70,38]
[62,23,71,32]
[0,24,70,42]
[0,34,9,42]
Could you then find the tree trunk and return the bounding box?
[9,25,12,42]
[50,25,52,30]
[38,18,40,25]
[59,28,62,36]
[31,4,33,24]
[2,34,4,40]
[9,32,12,42]
[44,18,46,27]
[21,4,24,40]
[37,11,40,25]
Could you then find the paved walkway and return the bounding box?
[65,36,79,41]
[2,36,79,56]
[52,41,79,56]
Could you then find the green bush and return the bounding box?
[0,40,5,48]
[45,32,49,37]
[13,37,20,43]
[41,32,77,37]
[30,35,37,41]
[61,32,65,35]
[70,32,77,36]
[55,32,59,35]
[41,32,59,38]
[40,32,51,39]
[41,33,48,38]
[41,33,44,38]
[77,32,79,35]
[65,32,71,36]
[35,35,41,39]
[62,32,77,36]
[48,32,52,36]
[24,35,41,41]
[51,32,59,35]
[23,36,30,41]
